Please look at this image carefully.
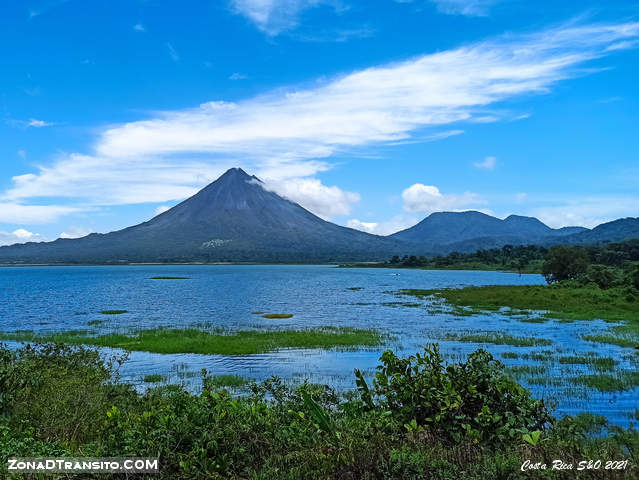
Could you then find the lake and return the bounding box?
[1,265,637,427]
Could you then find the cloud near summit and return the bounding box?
[3,20,639,222]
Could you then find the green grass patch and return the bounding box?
[582,334,638,348]
[570,371,639,392]
[519,317,549,324]
[87,320,104,326]
[501,352,519,359]
[262,313,294,319]
[150,276,190,280]
[0,327,385,356]
[400,285,639,323]
[507,365,547,376]
[559,355,618,372]
[346,287,363,291]
[143,374,166,383]
[204,375,250,389]
[444,332,552,347]
[100,310,127,315]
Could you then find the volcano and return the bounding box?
[0,168,402,264]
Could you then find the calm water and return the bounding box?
[1,265,637,427]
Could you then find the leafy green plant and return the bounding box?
[355,344,553,445]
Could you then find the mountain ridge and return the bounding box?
[1,168,638,263]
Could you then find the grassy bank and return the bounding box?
[1,343,636,479]
[0,327,385,355]
[401,285,639,323]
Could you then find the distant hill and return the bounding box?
[390,211,589,253]
[557,217,639,246]
[0,168,403,264]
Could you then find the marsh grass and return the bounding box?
[204,374,250,389]
[582,334,638,348]
[507,364,547,377]
[262,313,294,319]
[87,320,104,326]
[143,374,166,383]
[100,310,127,315]
[400,285,639,323]
[559,354,618,372]
[501,352,519,359]
[444,332,552,347]
[0,327,385,355]
[570,371,639,392]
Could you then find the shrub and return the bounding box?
[585,264,620,289]
[542,245,589,283]
[355,344,552,445]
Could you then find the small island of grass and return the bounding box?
[262,313,294,319]
[0,327,385,356]
[100,310,128,315]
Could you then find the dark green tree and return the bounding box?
[542,245,589,283]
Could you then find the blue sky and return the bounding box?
[1,0,638,245]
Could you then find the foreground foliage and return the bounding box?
[1,343,637,479]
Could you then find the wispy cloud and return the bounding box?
[28,0,71,19]
[0,203,81,224]
[133,23,146,32]
[473,155,496,169]
[166,43,179,62]
[525,196,639,228]
[229,72,248,80]
[428,0,499,17]
[4,20,639,223]
[28,118,55,128]
[230,0,341,36]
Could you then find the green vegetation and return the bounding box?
[262,313,294,319]
[0,327,384,355]
[582,334,638,348]
[559,355,618,372]
[444,332,552,347]
[3,343,634,479]
[100,309,127,315]
[501,352,519,359]
[203,374,250,389]
[150,276,190,279]
[570,371,639,392]
[143,374,166,383]
[401,284,639,323]
[87,319,104,326]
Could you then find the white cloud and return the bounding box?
[0,229,46,246]
[348,214,419,235]
[264,177,360,219]
[28,119,54,128]
[230,0,337,36]
[17,150,26,159]
[402,183,482,214]
[154,205,171,216]
[3,20,639,224]
[28,0,71,19]
[59,226,94,239]
[133,23,146,32]
[515,192,527,203]
[166,43,179,62]
[525,196,639,228]
[0,203,81,224]
[429,0,498,16]
[229,72,248,80]
[474,155,496,169]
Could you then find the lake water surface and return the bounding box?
[1,265,637,427]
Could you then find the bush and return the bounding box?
[586,264,620,289]
[355,344,552,445]
[542,245,589,283]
